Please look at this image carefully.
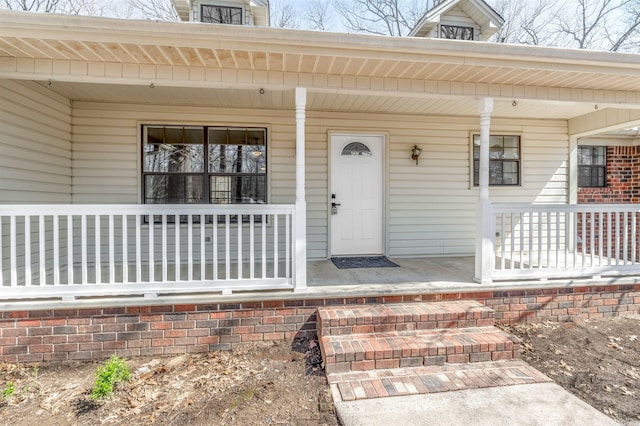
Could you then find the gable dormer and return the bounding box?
[409,0,503,41]
[172,0,270,27]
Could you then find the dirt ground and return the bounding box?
[0,337,339,425]
[1,316,639,425]
[503,315,640,425]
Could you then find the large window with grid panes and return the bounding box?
[473,134,521,186]
[142,125,266,204]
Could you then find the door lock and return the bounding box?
[331,202,341,215]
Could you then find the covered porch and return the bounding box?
[2,11,640,303]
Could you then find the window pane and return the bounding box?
[201,5,242,24]
[208,128,266,174]
[502,161,519,185]
[593,147,606,165]
[210,176,266,204]
[145,175,204,203]
[144,126,204,172]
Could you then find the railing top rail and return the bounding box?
[492,203,640,214]
[0,204,295,216]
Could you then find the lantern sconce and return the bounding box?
[411,145,423,165]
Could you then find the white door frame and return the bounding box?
[328,132,387,257]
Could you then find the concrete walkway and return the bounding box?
[334,382,619,426]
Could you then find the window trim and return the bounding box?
[141,124,268,205]
[577,145,607,188]
[470,133,523,188]
[199,3,243,25]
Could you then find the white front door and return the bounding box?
[330,134,384,256]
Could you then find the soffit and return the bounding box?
[2,11,640,94]
[38,80,595,119]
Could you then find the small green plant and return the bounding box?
[90,355,130,401]
[2,381,15,400]
[31,366,39,378]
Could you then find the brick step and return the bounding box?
[320,327,520,374]
[327,360,552,402]
[317,301,494,337]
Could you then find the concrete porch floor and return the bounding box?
[308,256,477,287]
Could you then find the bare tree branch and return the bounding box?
[304,0,332,31]
[333,0,433,37]
[127,0,178,21]
[270,0,300,29]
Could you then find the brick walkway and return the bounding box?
[328,360,552,402]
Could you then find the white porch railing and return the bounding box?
[491,203,640,280]
[0,204,299,299]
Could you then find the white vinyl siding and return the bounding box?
[0,80,72,203]
[71,102,568,260]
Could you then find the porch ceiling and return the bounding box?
[2,11,640,97]
[38,80,596,120]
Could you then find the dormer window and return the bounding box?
[441,25,474,40]
[201,4,242,25]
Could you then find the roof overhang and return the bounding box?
[1,10,640,118]
[409,0,504,40]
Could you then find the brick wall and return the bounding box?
[1,285,638,363]
[577,146,640,258]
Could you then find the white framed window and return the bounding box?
[200,4,243,25]
[472,134,521,186]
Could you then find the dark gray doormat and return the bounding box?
[331,256,400,269]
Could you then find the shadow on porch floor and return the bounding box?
[308,257,476,287]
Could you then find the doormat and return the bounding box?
[331,256,400,269]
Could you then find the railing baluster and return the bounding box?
[122,215,128,284]
[53,215,59,285]
[623,211,629,266]
[10,216,17,287]
[135,215,141,284]
[162,214,168,282]
[499,213,505,271]
[528,212,533,269]
[200,214,205,281]
[589,212,595,267]
[598,212,604,267]
[67,215,73,285]
[24,215,31,286]
[274,214,279,278]
[225,215,230,280]
[555,212,560,269]
[237,215,243,280]
[0,218,3,287]
[607,211,612,266]
[149,214,154,283]
[39,215,45,285]
[187,214,193,282]
[537,211,542,269]
[262,214,267,279]
[546,212,551,269]
[250,214,255,279]
[212,214,218,281]
[285,213,290,279]
[81,215,88,285]
[580,212,586,267]
[510,213,515,270]
[632,211,637,265]
[109,215,115,284]
[615,212,621,266]
[95,215,101,284]
[175,214,180,281]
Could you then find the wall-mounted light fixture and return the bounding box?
[411,145,423,165]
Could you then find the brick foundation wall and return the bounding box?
[1,285,639,363]
[577,146,640,257]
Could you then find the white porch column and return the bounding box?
[474,97,494,284]
[294,87,308,291]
